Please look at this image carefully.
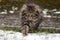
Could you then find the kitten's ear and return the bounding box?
[20,4,27,13]
[35,5,44,17]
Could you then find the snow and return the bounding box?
[0,10,7,14]
[43,9,48,15]
[52,9,57,12]
[43,15,51,18]
[0,30,60,40]
[43,9,52,18]
[54,11,60,14]
[12,6,18,11]
[9,11,14,13]
[0,12,7,14]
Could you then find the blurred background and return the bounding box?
[0,0,60,32]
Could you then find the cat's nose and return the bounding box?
[28,14,32,20]
[29,17,32,20]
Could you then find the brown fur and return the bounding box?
[20,4,43,36]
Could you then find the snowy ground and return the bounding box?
[0,30,60,40]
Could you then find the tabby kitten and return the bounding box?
[20,4,43,36]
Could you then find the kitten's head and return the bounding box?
[26,4,35,13]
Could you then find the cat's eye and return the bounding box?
[32,13,38,17]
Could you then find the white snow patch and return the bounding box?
[44,15,51,18]
[9,11,14,13]
[54,11,60,14]
[0,30,60,40]
[43,9,48,14]
[0,12,7,14]
[52,9,57,12]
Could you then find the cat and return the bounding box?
[20,4,43,36]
